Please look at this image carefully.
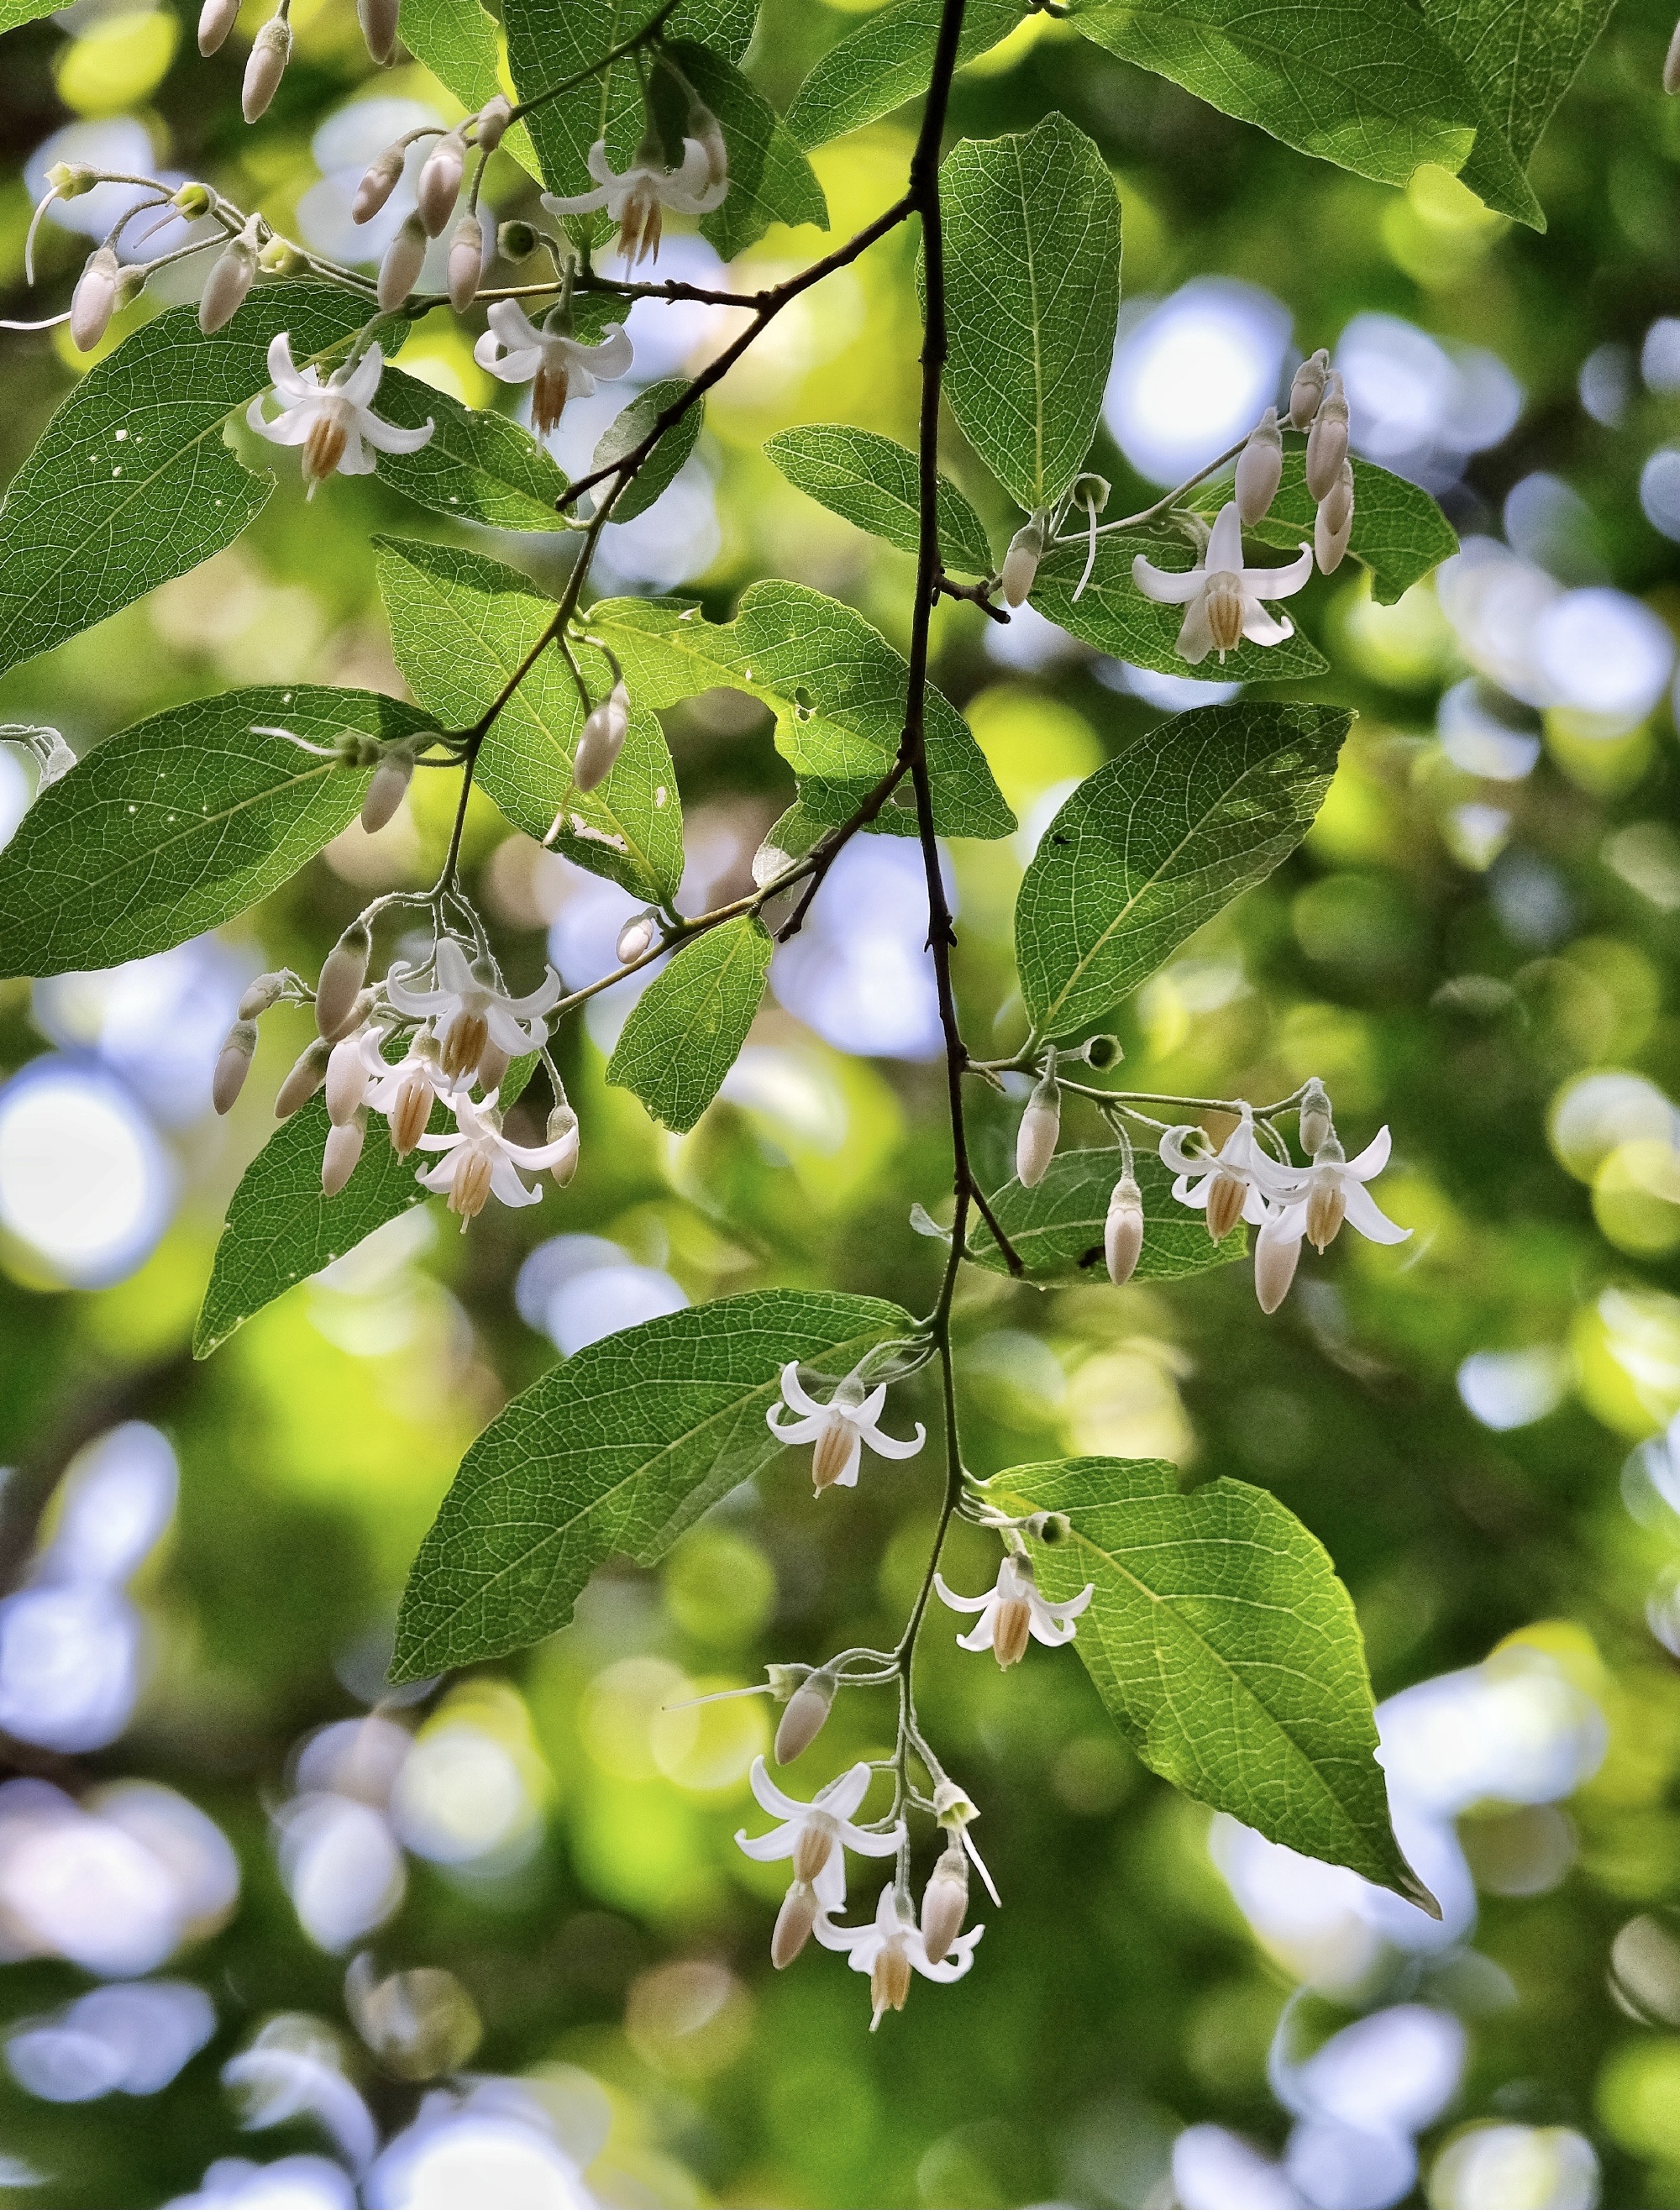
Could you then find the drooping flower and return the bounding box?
[766,1365,926,1494]
[1254,1127,1410,1257]
[734,1758,900,1924]
[814,1883,984,2029]
[933,1552,1093,1669]
[1160,1108,1270,1241]
[362,1032,455,1157]
[384,937,562,1084]
[246,333,434,498]
[1131,502,1314,666]
[541,136,728,267]
[412,1090,579,1224]
[473,301,633,439]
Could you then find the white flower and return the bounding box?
[1253,1127,1411,1256]
[766,1364,926,1494]
[1160,1107,1271,1241]
[934,1552,1092,1669]
[246,333,433,498]
[1131,501,1314,665]
[542,135,728,266]
[473,301,633,438]
[385,937,562,1084]
[413,1090,579,1224]
[814,1882,984,2030]
[734,1758,900,1915]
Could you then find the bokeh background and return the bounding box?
[6,2,1680,2203]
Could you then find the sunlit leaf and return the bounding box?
[606,916,772,1131]
[764,423,994,575]
[588,378,702,522]
[395,0,541,172]
[788,0,1025,149]
[375,366,570,531]
[966,1147,1247,1282]
[1425,0,1614,216]
[666,39,829,259]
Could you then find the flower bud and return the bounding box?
[242,15,291,124]
[774,1669,836,1765]
[316,921,370,1040]
[70,246,119,354]
[446,213,485,312]
[1000,517,1044,609]
[213,1019,259,1115]
[239,971,286,1021]
[1315,459,1354,574]
[417,129,466,237]
[361,747,415,833]
[388,1069,434,1157]
[1299,1078,1332,1158]
[474,95,512,153]
[1235,406,1284,526]
[1254,1214,1301,1315]
[476,1039,511,1095]
[547,1104,580,1186]
[354,141,407,226]
[575,680,629,793]
[497,219,538,263]
[325,1029,372,1126]
[1105,1173,1144,1287]
[172,181,214,218]
[1667,16,1680,94]
[322,1113,366,1196]
[358,0,400,64]
[377,213,428,312]
[198,232,258,335]
[771,1878,819,1970]
[1289,346,1331,432]
[615,909,659,965]
[47,163,97,201]
[1016,1072,1060,1189]
[920,1845,969,1966]
[275,1036,332,1118]
[1305,372,1350,503]
[258,238,307,276]
[197,0,239,51]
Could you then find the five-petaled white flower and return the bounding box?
[245,333,433,498]
[385,937,563,1084]
[934,1553,1093,1670]
[1131,501,1314,666]
[814,1882,984,2029]
[1253,1127,1410,1256]
[543,135,728,266]
[734,1757,900,1914]
[473,301,633,438]
[1160,1106,1271,1242]
[767,1365,926,1494]
[413,1089,579,1224]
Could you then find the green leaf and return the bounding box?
[788,0,1024,150]
[0,686,429,982]
[606,916,772,1131]
[395,0,542,173]
[375,366,570,530]
[502,0,757,193]
[1069,0,1511,204]
[1184,453,1458,608]
[0,283,367,683]
[1015,702,1351,1039]
[965,1147,1247,1283]
[941,114,1123,514]
[763,424,994,575]
[588,379,704,522]
[587,583,1016,841]
[375,537,685,906]
[1030,533,1331,682]
[0,0,59,29]
[393,1288,918,1677]
[983,1457,1430,1904]
[1424,0,1615,219]
[195,1053,538,1359]
[665,39,829,259]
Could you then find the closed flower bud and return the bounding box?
[1001,517,1044,608]
[377,213,428,312]
[1315,459,1354,574]
[316,921,370,1039]
[920,1845,969,1966]
[361,747,414,833]
[1289,346,1331,431]
[354,141,407,226]
[477,1039,511,1094]
[388,1070,433,1157]
[241,15,291,124]
[1254,1215,1301,1315]
[615,910,659,965]
[772,1878,819,1970]
[213,1019,259,1115]
[1299,1078,1332,1157]
[547,1105,580,1186]
[239,971,286,1021]
[774,1669,836,1765]
[474,95,512,153]
[497,219,538,263]
[322,1113,366,1196]
[1235,406,1284,525]
[198,232,258,335]
[197,0,239,51]
[70,246,119,354]
[1667,16,1680,94]
[1016,1072,1060,1188]
[358,0,399,64]
[1305,372,1350,502]
[575,680,629,793]
[325,1029,372,1126]
[276,1036,332,1118]
[417,130,465,236]
[446,213,485,312]
[1105,1173,1144,1286]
